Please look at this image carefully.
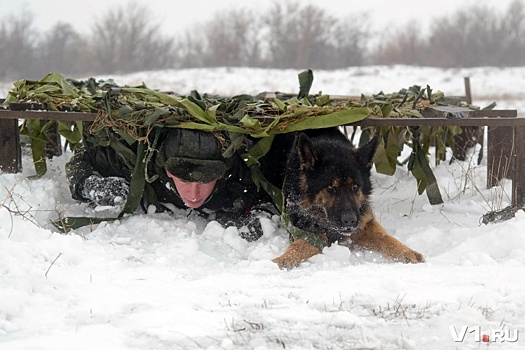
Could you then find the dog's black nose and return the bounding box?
[341,213,358,228]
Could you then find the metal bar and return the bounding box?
[0,110,98,121]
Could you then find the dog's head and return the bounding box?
[285,132,379,239]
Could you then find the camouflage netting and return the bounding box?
[3,70,490,212]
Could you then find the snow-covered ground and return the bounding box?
[1,66,525,349]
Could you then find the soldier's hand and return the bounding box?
[81,175,129,206]
[237,209,275,242]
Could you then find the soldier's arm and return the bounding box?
[65,146,99,201]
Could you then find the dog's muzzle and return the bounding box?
[338,226,358,236]
[338,212,359,235]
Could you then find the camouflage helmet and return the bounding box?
[156,129,228,183]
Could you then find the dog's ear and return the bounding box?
[356,134,379,170]
[297,133,317,170]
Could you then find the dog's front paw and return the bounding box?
[272,239,321,270]
[395,249,425,263]
[272,255,298,270]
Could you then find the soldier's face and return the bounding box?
[167,173,218,208]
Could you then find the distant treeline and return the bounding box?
[1,1,524,81]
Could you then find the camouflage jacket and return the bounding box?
[66,126,274,225]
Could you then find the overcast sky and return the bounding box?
[0,0,517,37]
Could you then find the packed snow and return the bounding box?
[1,66,524,349]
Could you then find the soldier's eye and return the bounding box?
[327,185,336,193]
[351,183,359,191]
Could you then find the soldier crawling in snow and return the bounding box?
[65,127,275,241]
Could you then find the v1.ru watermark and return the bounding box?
[450,325,520,343]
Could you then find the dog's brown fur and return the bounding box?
[273,208,425,269]
[266,129,425,269]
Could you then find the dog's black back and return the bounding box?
[262,127,379,244]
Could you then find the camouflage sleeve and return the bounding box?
[65,146,100,201]
[211,155,273,216]
[231,154,280,208]
[282,210,328,251]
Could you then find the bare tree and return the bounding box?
[427,5,502,67]
[0,10,38,80]
[371,22,427,65]
[370,1,525,67]
[200,8,262,67]
[176,30,206,68]
[5,0,525,80]
[498,0,525,66]
[37,23,83,76]
[330,16,369,68]
[265,2,337,69]
[87,3,175,74]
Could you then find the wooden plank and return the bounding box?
[464,77,472,104]
[424,105,476,119]
[352,116,525,127]
[464,109,516,117]
[45,121,62,158]
[487,126,514,187]
[421,107,517,119]
[8,102,45,111]
[462,109,516,118]
[451,77,476,162]
[513,126,525,207]
[0,119,21,173]
[0,110,98,121]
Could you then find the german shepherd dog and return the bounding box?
[263,128,425,269]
